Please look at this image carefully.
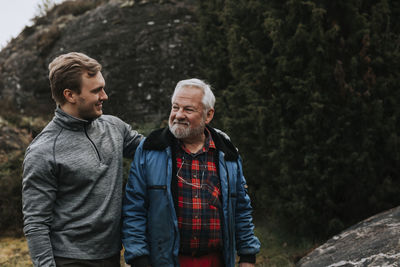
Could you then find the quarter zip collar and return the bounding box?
[53,106,94,131]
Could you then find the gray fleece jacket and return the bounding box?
[22,107,143,267]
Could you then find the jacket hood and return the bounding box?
[143,126,239,161]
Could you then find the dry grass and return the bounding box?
[0,224,312,266]
[0,236,129,266]
[0,237,32,267]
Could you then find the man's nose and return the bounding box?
[100,89,108,100]
[175,108,185,119]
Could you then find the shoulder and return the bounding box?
[96,115,133,137]
[143,127,174,151]
[24,122,60,162]
[97,114,126,126]
[208,126,239,161]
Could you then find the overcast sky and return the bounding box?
[0,0,62,49]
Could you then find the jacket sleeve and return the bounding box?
[234,156,261,259]
[22,148,58,267]
[122,140,150,265]
[121,120,144,159]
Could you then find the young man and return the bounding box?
[122,78,260,267]
[22,52,143,267]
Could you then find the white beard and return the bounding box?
[169,120,205,139]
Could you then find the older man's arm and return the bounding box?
[122,140,151,267]
[235,156,261,265]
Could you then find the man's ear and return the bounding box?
[63,89,77,104]
[205,108,215,124]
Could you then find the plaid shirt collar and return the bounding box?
[178,127,216,155]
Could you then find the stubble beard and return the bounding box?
[77,98,103,120]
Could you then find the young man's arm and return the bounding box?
[119,118,145,158]
[22,148,58,267]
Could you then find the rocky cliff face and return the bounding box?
[297,205,400,266]
[0,0,198,125]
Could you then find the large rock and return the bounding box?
[297,206,400,266]
[0,0,198,125]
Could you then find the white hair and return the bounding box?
[171,78,215,111]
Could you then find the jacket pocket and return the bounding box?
[147,185,167,190]
[147,184,173,264]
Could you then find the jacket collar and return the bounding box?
[53,106,93,131]
[143,125,238,161]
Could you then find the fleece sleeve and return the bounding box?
[121,120,144,159]
[22,148,58,267]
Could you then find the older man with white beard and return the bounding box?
[122,78,260,267]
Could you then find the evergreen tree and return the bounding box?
[196,0,400,238]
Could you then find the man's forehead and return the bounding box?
[172,94,202,104]
[81,71,105,88]
[175,86,203,97]
[82,70,102,78]
[182,84,202,90]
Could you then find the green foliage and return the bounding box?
[252,215,316,265]
[34,0,108,23]
[196,0,400,238]
[0,152,25,234]
[55,0,108,17]
[35,0,58,17]
[192,0,232,124]
[0,114,46,234]
[0,112,48,139]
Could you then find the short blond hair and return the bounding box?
[48,52,102,104]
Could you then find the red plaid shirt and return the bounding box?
[175,130,223,255]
